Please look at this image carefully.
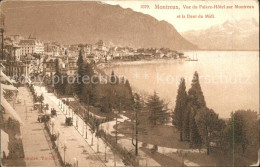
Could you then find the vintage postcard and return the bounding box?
[0,0,259,166]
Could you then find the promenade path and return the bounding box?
[34,85,161,166]
[15,87,60,167]
[34,85,114,167]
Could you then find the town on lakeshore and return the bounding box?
[0,1,259,167]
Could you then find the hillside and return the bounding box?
[1,1,197,50]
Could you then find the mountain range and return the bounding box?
[182,18,259,51]
[1,1,197,50]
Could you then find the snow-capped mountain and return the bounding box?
[182,18,259,50]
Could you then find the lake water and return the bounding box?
[104,51,259,118]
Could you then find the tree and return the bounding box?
[38,95,44,113]
[110,70,116,84]
[186,71,206,147]
[146,91,169,126]
[225,110,257,154]
[195,107,224,155]
[60,74,67,95]
[183,106,191,141]
[100,96,112,113]
[124,79,134,104]
[132,93,142,156]
[188,71,206,109]
[116,79,134,110]
[173,78,187,141]
[74,50,84,101]
[234,110,258,147]
[82,62,95,104]
[234,112,248,153]
[189,107,202,149]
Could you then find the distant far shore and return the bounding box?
[96,58,181,70]
[189,49,259,52]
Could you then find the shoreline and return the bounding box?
[95,59,235,120]
[97,58,185,70]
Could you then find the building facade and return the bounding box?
[19,38,44,56]
[3,61,30,79]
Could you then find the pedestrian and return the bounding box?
[37,116,40,123]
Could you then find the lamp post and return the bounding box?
[91,129,94,146]
[85,109,88,139]
[57,128,60,151]
[87,95,90,139]
[115,99,120,144]
[51,118,55,135]
[82,115,84,136]
[76,115,78,129]
[76,107,79,129]
[65,104,67,115]
[40,94,43,114]
[105,143,108,162]
[63,141,67,166]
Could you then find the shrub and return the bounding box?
[142,142,147,148]
[151,145,158,154]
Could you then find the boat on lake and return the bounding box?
[186,53,198,61]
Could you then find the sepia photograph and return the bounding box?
[0,0,259,166]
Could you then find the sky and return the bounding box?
[105,0,259,32]
[0,0,259,32]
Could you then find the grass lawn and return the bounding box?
[118,116,258,166]
[118,119,190,149]
[140,147,183,166]
[165,145,258,166]
[69,101,116,120]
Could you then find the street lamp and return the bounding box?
[56,128,60,151]
[84,112,88,139]
[76,115,78,129]
[63,141,67,166]
[115,110,119,144]
[105,143,108,162]
[51,118,55,135]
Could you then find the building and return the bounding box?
[42,57,57,77]
[68,44,80,57]
[43,56,78,77]
[5,44,21,61]
[3,61,30,79]
[60,57,78,76]
[95,40,107,51]
[78,44,92,59]
[19,38,44,56]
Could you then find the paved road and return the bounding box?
[34,86,108,167]
[15,87,60,167]
[35,85,162,166]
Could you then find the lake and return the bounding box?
[104,51,259,118]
